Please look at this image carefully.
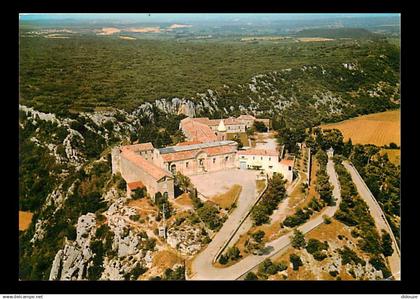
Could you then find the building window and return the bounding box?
[253,156,255,160]
[241,156,245,159]
[288,166,292,171]
[225,156,229,162]
[269,157,271,161]
[269,165,273,169]
[261,157,263,160]
[186,162,189,168]
[213,158,216,164]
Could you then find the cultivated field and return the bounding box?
[320,110,400,146]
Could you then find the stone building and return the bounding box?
[153,140,237,176]
[179,115,271,142]
[111,115,292,201]
[111,140,238,199]
[111,145,174,200]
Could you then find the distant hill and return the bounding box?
[295,28,379,39]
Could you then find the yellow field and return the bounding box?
[19,211,33,231]
[380,149,400,166]
[320,110,400,146]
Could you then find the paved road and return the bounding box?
[188,169,262,279]
[188,158,342,280]
[342,161,401,280]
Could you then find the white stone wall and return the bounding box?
[237,154,293,182]
[111,148,121,175]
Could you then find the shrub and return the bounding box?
[219,254,228,265]
[306,239,329,255]
[290,229,306,249]
[329,270,338,277]
[313,251,328,261]
[129,214,140,222]
[226,246,241,261]
[290,254,303,271]
[277,261,288,272]
[258,259,279,276]
[381,230,394,257]
[129,264,148,280]
[323,215,332,224]
[369,256,391,278]
[131,187,146,200]
[338,246,365,266]
[244,272,258,280]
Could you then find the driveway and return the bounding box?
[189,169,259,199]
[343,161,400,280]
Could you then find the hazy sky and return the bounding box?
[19,13,400,23]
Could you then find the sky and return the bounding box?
[19,13,400,23]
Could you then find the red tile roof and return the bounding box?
[180,118,218,143]
[121,149,172,180]
[237,115,256,120]
[127,181,145,190]
[280,159,295,167]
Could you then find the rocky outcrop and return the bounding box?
[166,224,204,256]
[49,213,97,280]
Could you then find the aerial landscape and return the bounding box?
[18,13,400,281]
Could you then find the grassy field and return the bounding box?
[19,211,33,231]
[209,184,242,210]
[320,109,400,146]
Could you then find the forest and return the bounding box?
[19,33,399,122]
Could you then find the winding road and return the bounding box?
[342,161,401,280]
[188,156,342,280]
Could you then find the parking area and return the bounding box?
[189,168,259,199]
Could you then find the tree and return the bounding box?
[289,254,303,271]
[226,246,241,261]
[253,121,268,132]
[131,187,146,200]
[290,229,306,249]
[219,254,228,265]
[389,142,398,149]
[252,230,265,243]
[232,135,244,149]
[244,272,258,280]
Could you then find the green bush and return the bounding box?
[290,254,303,271]
[290,229,306,249]
[306,239,329,255]
[244,272,258,280]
